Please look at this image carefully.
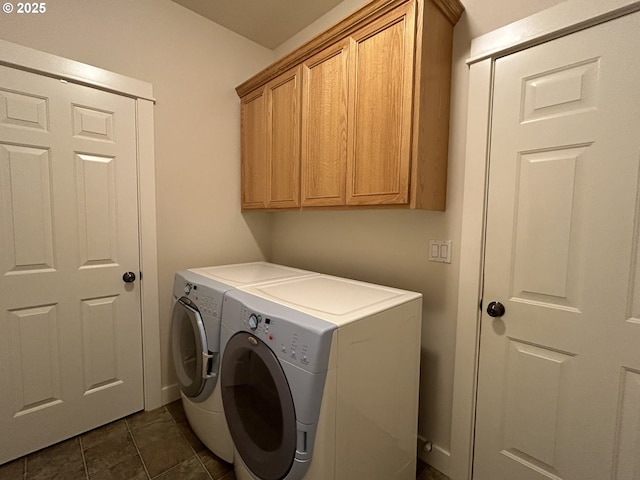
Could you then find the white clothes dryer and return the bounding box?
[219,275,422,480]
[170,262,315,462]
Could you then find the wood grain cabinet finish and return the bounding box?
[240,88,267,209]
[265,67,301,209]
[301,41,349,207]
[347,4,414,206]
[237,0,464,211]
[241,67,301,210]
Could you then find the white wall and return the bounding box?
[265,0,567,473]
[0,0,276,400]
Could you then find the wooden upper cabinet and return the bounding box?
[347,3,414,205]
[240,67,301,210]
[301,41,349,207]
[236,0,464,211]
[265,67,301,209]
[240,88,267,209]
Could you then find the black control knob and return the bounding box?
[122,272,136,283]
[486,301,505,318]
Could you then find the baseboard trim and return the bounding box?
[160,384,181,407]
[418,437,451,477]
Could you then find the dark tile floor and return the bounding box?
[416,459,450,480]
[0,401,234,480]
[0,400,448,480]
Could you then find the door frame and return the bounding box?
[0,39,162,411]
[449,1,640,479]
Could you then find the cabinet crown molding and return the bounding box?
[433,0,465,24]
[235,0,463,98]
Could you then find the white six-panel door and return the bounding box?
[474,11,640,480]
[0,65,144,463]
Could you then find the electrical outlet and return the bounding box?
[428,240,452,264]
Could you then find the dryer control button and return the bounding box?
[248,314,259,330]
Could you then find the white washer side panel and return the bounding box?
[335,299,422,480]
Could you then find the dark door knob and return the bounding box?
[122,272,136,283]
[487,301,505,318]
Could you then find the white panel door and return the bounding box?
[474,12,640,480]
[0,65,143,463]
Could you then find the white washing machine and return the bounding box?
[170,262,316,462]
[219,275,422,480]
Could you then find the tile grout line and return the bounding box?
[164,403,215,480]
[78,437,90,480]
[124,415,153,480]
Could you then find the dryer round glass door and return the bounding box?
[171,297,214,398]
[221,332,296,480]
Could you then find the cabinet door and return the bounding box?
[266,67,301,209]
[240,88,267,210]
[347,2,415,205]
[301,41,349,207]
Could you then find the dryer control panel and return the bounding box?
[183,283,219,318]
[223,291,336,374]
[173,270,226,319]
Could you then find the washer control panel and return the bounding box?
[224,292,336,374]
[242,307,313,367]
[243,308,313,367]
[248,313,260,330]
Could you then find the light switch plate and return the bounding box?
[428,240,452,264]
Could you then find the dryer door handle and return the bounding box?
[202,351,217,380]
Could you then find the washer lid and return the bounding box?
[189,262,314,287]
[242,275,422,326]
